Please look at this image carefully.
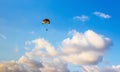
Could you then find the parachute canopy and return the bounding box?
[42,19,50,24]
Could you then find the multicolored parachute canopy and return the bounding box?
[42,19,50,24]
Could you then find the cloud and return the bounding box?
[93,11,111,19]
[81,65,120,72]
[24,38,69,72]
[14,45,19,52]
[31,38,58,56]
[0,30,113,72]
[60,30,112,65]
[29,31,35,35]
[0,33,7,40]
[18,56,43,72]
[73,15,89,22]
[15,48,19,52]
[0,61,28,72]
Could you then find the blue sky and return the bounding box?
[0,0,120,72]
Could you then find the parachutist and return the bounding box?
[41,18,50,31]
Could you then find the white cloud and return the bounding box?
[0,33,7,40]
[31,38,58,56]
[23,38,69,72]
[15,48,19,52]
[73,15,89,22]
[0,61,28,72]
[60,30,112,65]
[18,56,43,72]
[81,65,120,72]
[0,30,113,72]
[24,47,31,51]
[29,31,35,35]
[14,45,19,52]
[93,11,111,19]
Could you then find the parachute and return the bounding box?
[41,19,50,31]
[42,19,50,24]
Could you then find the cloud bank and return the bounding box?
[0,30,114,72]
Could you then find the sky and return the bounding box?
[0,0,120,72]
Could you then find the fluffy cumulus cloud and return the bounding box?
[0,30,115,72]
[81,65,120,72]
[24,38,69,72]
[73,15,89,22]
[93,11,111,19]
[0,61,28,72]
[60,30,111,65]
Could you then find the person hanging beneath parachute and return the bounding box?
[41,18,50,31]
